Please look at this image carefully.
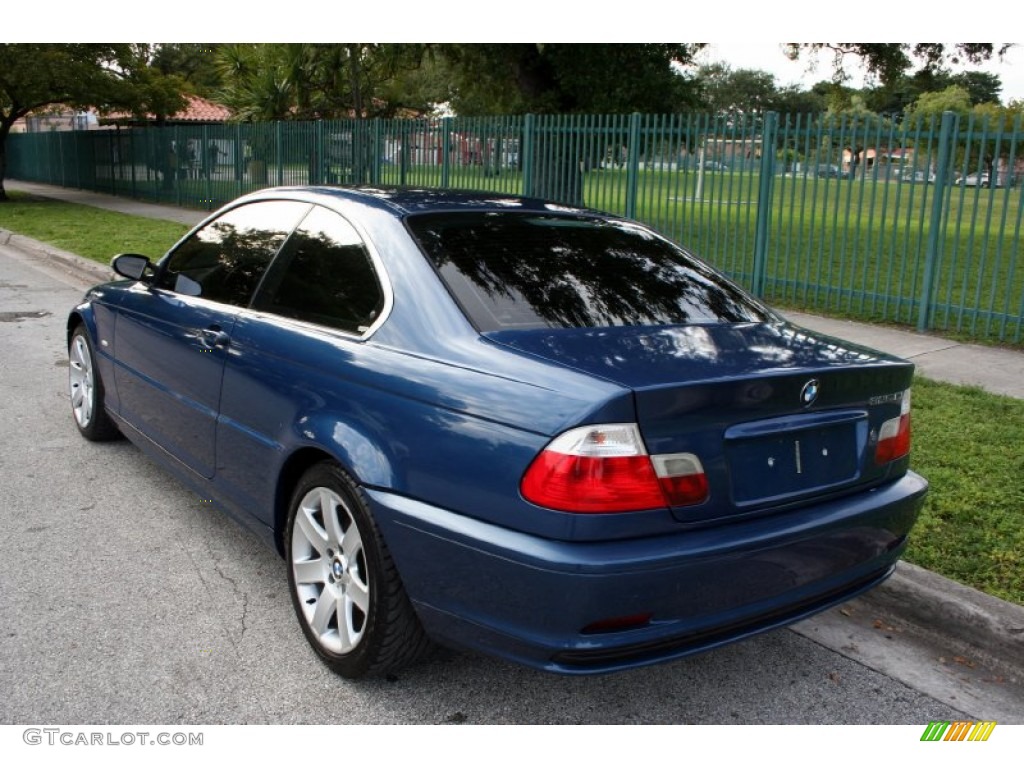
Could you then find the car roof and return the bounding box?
[258,185,597,218]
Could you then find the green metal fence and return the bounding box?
[7,111,1024,343]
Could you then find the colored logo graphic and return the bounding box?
[920,721,997,742]
[800,379,819,407]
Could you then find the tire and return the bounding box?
[68,325,120,442]
[286,461,432,678]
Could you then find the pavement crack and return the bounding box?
[181,539,251,650]
[905,343,961,358]
[212,557,251,641]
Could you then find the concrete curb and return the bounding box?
[0,229,114,286]
[857,560,1024,676]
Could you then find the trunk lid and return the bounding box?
[486,321,915,525]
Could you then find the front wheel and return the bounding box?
[286,461,432,678]
[68,325,120,441]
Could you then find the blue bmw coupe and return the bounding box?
[67,187,927,678]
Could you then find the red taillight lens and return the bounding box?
[521,452,667,512]
[520,424,708,513]
[875,389,912,464]
[650,453,710,507]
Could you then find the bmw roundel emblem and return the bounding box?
[800,379,820,407]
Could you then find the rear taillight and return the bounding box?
[650,453,710,507]
[875,389,912,464]
[520,423,708,513]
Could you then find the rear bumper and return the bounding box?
[369,471,928,674]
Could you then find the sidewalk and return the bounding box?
[6,179,204,226]
[4,179,1023,699]
[787,311,1024,400]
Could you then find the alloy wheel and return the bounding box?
[290,486,370,654]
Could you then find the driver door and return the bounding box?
[112,200,311,478]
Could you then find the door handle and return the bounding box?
[196,326,231,349]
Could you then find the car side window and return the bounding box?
[253,206,385,334]
[155,200,311,307]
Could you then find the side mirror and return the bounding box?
[111,253,153,282]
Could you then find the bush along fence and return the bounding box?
[7,110,1024,344]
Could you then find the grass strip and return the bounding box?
[907,376,1023,604]
[0,192,189,264]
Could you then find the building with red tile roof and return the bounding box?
[102,95,232,125]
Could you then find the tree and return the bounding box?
[903,89,1023,181]
[770,84,827,116]
[212,44,439,185]
[866,68,1004,115]
[785,44,1011,87]
[214,44,298,122]
[214,43,432,121]
[433,44,704,204]
[825,93,880,119]
[109,45,191,123]
[962,101,1024,179]
[690,63,827,118]
[950,71,1003,106]
[434,44,704,116]
[146,44,226,98]
[904,86,974,123]
[696,63,780,116]
[0,44,188,201]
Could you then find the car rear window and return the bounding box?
[406,211,771,331]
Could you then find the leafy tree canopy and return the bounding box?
[214,43,432,121]
[785,43,1010,87]
[147,43,225,98]
[694,62,828,117]
[866,69,1004,115]
[904,86,974,121]
[432,44,706,115]
[696,63,778,115]
[1,44,128,121]
[0,43,188,201]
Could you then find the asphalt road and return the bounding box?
[0,243,1008,725]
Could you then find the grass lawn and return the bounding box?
[0,192,189,263]
[906,377,1024,605]
[0,192,1020,604]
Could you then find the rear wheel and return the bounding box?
[286,461,432,678]
[68,326,120,441]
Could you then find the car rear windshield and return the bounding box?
[406,211,771,331]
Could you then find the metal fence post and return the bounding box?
[174,126,183,207]
[625,112,642,219]
[371,118,382,185]
[235,123,243,198]
[202,124,211,208]
[399,120,409,186]
[917,111,957,332]
[522,114,535,197]
[441,117,452,188]
[108,131,117,197]
[60,132,68,187]
[129,127,137,199]
[314,119,324,185]
[751,111,779,297]
[276,121,284,186]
